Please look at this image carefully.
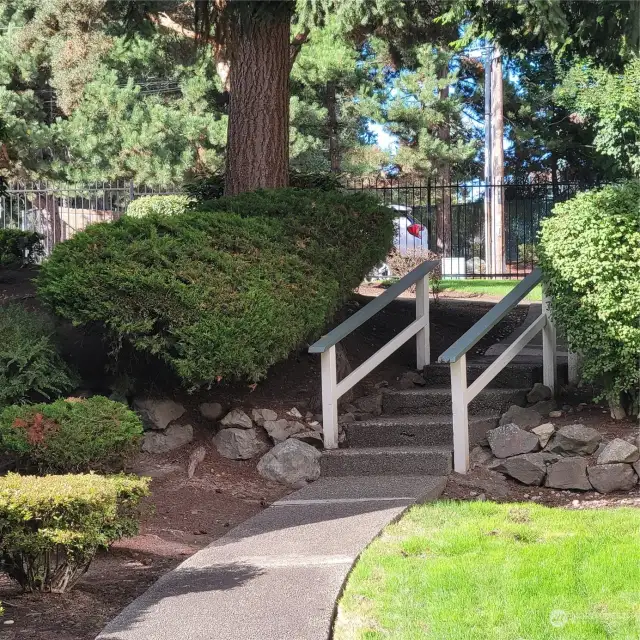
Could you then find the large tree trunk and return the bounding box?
[490,44,505,274]
[326,80,341,173]
[436,72,451,257]
[224,9,291,195]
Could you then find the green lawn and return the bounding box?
[440,278,542,300]
[334,501,640,639]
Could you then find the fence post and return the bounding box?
[416,273,430,370]
[320,346,339,449]
[451,355,469,474]
[542,290,557,394]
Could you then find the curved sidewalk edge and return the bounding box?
[97,475,447,640]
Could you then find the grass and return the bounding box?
[440,278,543,300]
[334,501,640,639]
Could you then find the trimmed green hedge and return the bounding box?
[0,396,143,473]
[539,181,640,415]
[0,304,76,407]
[126,194,193,218]
[0,473,149,592]
[38,189,394,386]
[0,229,44,266]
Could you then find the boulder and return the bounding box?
[633,461,640,477]
[527,383,552,404]
[588,464,637,493]
[134,398,186,431]
[495,453,547,486]
[339,413,355,424]
[486,424,539,459]
[546,424,602,456]
[353,394,383,416]
[287,408,303,419]
[251,408,278,426]
[263,419,306,443]
[142,424,194,454]
[545,457,591,490]
[213,428,268,460]
[531,423,555,449]
[528,400,557,417]
[220,409,253,430]
[499,405,543,430]
[199,402,223,422]
[257,439,321,487]
[289,431,324,448]
[597,438,640,465]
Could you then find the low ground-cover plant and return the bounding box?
[38,189,394,386]
[0,229,44,266]
[0,305,76,407]
[126,194,193,217]
[539,181,640,417]
[0,473,149,593]
[0,397,143,473]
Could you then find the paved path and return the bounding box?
[97,475,446,640]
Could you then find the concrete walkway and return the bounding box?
[97,475,446,640]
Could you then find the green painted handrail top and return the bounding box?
[309,259,440,354]
[437,268,543,364]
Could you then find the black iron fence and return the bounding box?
[0,178,595,277]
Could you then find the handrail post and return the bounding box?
[321,346,339,449]
[542,290,557,394]
[451,355,469,473]
[416,273,430,370]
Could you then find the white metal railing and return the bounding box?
[309,260,440,449]
[437,268,556,473]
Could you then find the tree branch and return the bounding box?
[289,29,309,69]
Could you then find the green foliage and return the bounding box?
[38,189,394,385]
[127,195,193,218]
[0,396,143,473]
[0,472,149,592]
[0,229,44,266]
[0,305,76,407]
[539,182,640,411]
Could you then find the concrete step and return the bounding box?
[343,414,498,448]
[421,362,540,389]
[321,446,452,477]
[382,386,527,416]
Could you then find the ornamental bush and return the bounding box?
[38,189,394,385]
[0,229,44,266]
[539,181,640,415]
[0,304,76,407]
[0,473,149,592]
[126,194,193,218]
[0,397,143,473]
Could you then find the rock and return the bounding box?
[470,446,494,468]
[549,410,563,418]
[546,424,602,456]
[287,408,303,419]
[495,453,547,486]
[545,457,591,491]
[499,405,543,430]
[251,408,278,426]
[199,402,223,422]
[588,464,637,493]
[187,446,207,478]
[213,428,268,460]
[353,394,383,416]
[398,371,427,389]
[142,424,194,454]
[339,413,355,424]
[527,383,552,404]
[257,439,321,487]
[633,461,640,477]
[134,398,186,431]
[309,421,322,433]
[220,409,253,430]
[290,431,324,448]
[486,424,540,459]
[263,419,306,443]
[528,400,556,417]
[597,438,640,464]
[531,423,555,449]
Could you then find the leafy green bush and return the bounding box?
[126,194,193,218]
[0,305,76,407]
[0,397,143,473]
[539,182,640,415]
[0,229,44,266]
[38,189,394,385]
[0,472,149,592]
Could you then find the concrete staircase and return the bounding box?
[321,361,543,477]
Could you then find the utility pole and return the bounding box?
[484,42,493,274]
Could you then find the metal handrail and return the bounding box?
[309,259,440,449]
[438,268,543,364]
[309,260,439,353]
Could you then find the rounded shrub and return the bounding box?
[0,304,76,407]
[0,472,149,592]
[0,396,143,473]
[126,194,193,218]
[38,189,394,386]
[539,181,640,414]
